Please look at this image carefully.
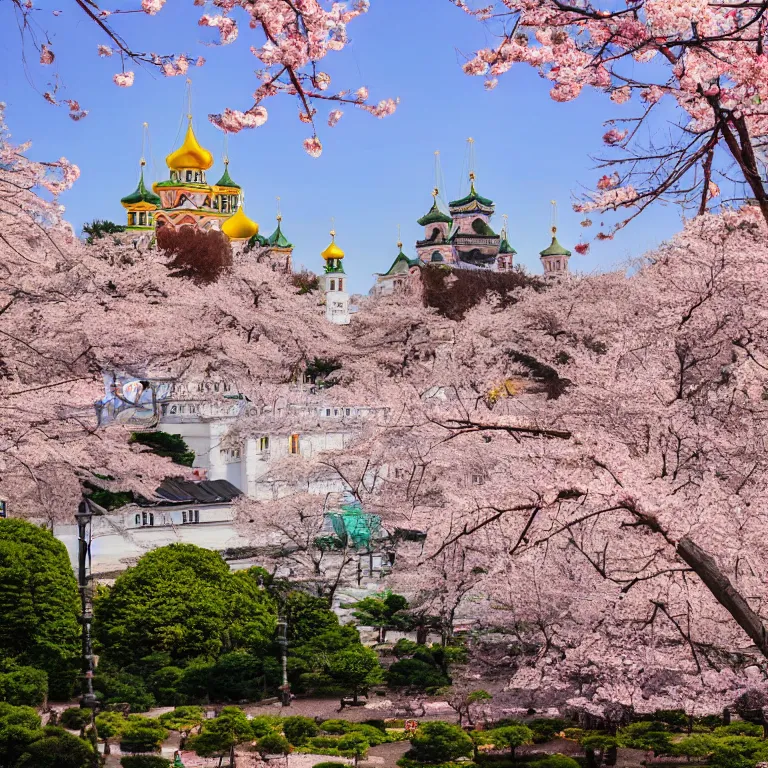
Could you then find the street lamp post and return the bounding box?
[276,614,290,707]
[75,498,98,709]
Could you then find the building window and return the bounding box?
[326,408,331,416]
[138,212,147,226]
[140,511,154,527]
[259,436,269,452]
[134,513,140,525]
[182,510,200,524]
[186,171,193,182]
[330,279,336,291]
[128,212,135,226]
[394,468,405,479]
[338,279,344,291]
[471,474,485,486]
[289,434,300,455]
[345,408,351,416]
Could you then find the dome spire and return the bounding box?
[166,80,213,171]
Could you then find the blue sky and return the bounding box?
[0,0,684,294]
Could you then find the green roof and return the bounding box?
[417,200,453,227]
[499,237,517,255]
[120,169,161,207]
[214,164,240,189]
[540,234,571,257]
[248,233,269,248]
[154,179,211,189]
[267,220,292,249]
[471,218,497,237]
[381,249,419,276]
[449,182,494,209]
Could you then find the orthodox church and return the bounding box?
[117,100,568,322]
[373,170,572,296]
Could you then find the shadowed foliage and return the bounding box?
[421,265,544,321]
[156,226,233,285]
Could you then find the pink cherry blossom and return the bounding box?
[209,106,268,133]
[603,128,629,145]
[327,109,343,128]
[199,14,238,44]
[40,44,54,65]
[574,242,590,254]
[97,44,113,57]
[141,0,165,14]
[113,71,135,88]
[303,136,323,158]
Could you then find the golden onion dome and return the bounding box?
[221,205,259,241]
[321,232,345,260]
[166,122,214,171]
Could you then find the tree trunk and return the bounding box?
[585,747,597,768]
[723,708,731,725]
[103,739,110,756]
[229,744,236,768]
[676,536,768,658]
[605,745,618,766]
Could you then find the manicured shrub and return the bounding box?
[284,715,320,745]
[713,723,763,738]
[387,659,450,690]
[258,732,291,755]
[529,719,569,743]
[119,723,169,754]
[250,714,283,737]
[121,757,171,768]
[60,707,91,731]
[530,755,582,768]
[409,722,474,764]
[313,763,348,768]
[321,720,354,734]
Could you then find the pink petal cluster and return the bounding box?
[208,106,268,133]
[199,14,238,44]
[303,136,323,158]
[141,0,165,14]
[40,44,54,65]
[327,109,343,127]
[603,128,628,145]
[97,44,113,57]
[113,71,135,88]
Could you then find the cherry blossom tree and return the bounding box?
[454,0,768,233]
[0,103,345,521]
[7,0,397,155]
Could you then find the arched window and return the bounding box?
[338,279,344,291]
[431,252,443,262]
[186,171,193,182]
[289,434,300,454]
[330,279,336,291]
[134,513,140,526]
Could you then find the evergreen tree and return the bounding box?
[0,520,80,700]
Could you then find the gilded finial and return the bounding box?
[397,224,402,251]
[550,200,558,235]
[330,216,336,239]
[502,213,508,237]
[186,78,193,122]
[276,196,282,223]
[432,187,439,199]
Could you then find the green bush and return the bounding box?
[310,735,345,750]
[120,723,169,754]
[284,715,320,745]
[363,719,388,732]
[97,670,156,712]
[258,732,291,755]
[14,726,96,768]
[410,722,474,764]
[489,725,534,756]
[617,722,673,754]
[387,659,450,690]
[529,719,569,743]
[399,759,475,768]
[562,729,584,741]
[647,709,689,732]
[321,720,354,734]
[313,762,348,768]
[60,707,91,731]
[338,732,371,758]
[121,758,171,768]
[530,756,582,768]
[251,714,284,737]
[393,639,421,658]
[713,723,764,738]
[0,663,48,707]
